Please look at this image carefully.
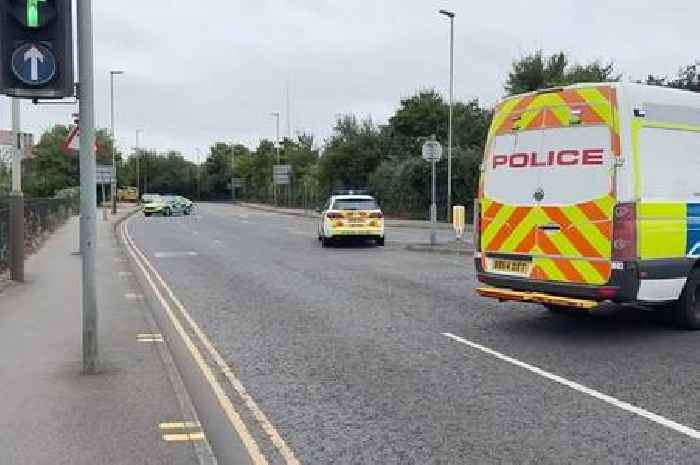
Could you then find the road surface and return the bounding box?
[125,202,700,465]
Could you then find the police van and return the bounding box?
[474,82,700,328]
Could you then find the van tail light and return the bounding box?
[327,212,344,219]
[369,212,384,219]
[612,202,637,261]
[473,199,481,252]
[596,286,619,299]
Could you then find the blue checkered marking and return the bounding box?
[687,204,700,256]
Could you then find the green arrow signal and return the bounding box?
[27,0,46,28]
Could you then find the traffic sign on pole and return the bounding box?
[11,42,57,85]
[0,0,75,99]
[422,137,442,245]
[421,139,443,162]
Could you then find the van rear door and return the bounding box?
[481,87,617,286]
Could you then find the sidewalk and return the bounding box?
[0,207,213,465]
[238,201,461,230]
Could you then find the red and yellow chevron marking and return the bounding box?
[480,194,615,285]
[488,85,621,156]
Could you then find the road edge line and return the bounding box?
[124,216,302,465]
[443,332,700,441]
[121,218,269,465]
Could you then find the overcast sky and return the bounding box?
[1,0,696,160]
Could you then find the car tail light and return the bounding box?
[612,202,637,261]
[473,199,481,251]
[327,212,344,219]
[369,212,384,219]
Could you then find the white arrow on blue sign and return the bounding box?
[11,42,57,86]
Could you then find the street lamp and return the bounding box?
[196,148,202,201]
[270,112,281,206]
[439,9,455,222]
[270,112,280,163]
[109,69,125,214]
[135,129,142,201]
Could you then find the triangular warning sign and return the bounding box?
[62,125,79,156]
[62,125,97,157]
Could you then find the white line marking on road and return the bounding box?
[154,251,198,258]
[125,293,144,300]
[124,218,301,465]
[443,332,700,441]
[119,271,133,277]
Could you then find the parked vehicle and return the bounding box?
[474,82,700,328]
[317,193,384,247]
[117,187,138,202]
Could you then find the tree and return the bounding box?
[318,115,384,194]
[505,50,618,96]
[22,125,118,198]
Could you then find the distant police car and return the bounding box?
[143,194,192,217]
[317,193,385,246]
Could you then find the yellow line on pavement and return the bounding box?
[122,219,270,465]
[163,431,206,442]
[160,421,201,430]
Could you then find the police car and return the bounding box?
[317,193,385,247]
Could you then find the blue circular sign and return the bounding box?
[11,42,57,86]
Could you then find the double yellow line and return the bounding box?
[121,217,301,465]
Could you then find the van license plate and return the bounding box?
[493,259,529,275]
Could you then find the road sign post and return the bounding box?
[422,136,443,246]
[9,97,23,281]
[77,0,98,375]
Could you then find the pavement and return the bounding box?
[0,205,215,465]
[123,202,700,464]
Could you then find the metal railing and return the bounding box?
[0,196,79,272]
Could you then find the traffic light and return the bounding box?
[0,0,74,99]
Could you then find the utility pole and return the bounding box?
[109,70,124,214]
[78,0,99,374]
[9,97,23,282]
[439,9,455,222]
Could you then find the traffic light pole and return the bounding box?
[9,97,23,282]
[77,0,99,375]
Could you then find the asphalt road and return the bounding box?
[127,202,700,465]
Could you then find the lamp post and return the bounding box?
[135,129,142,201]
[109,69,125,214]
[196,148,202,201]
[439,9,455,222]
[271,112,280,163]
[271,112,280,205]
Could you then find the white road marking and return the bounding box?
[124,218,301,465]
[154,251,198,258]
[119,271,134,277]
[443,332,700,441]
[125,293,144,300]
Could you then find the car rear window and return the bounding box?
[332,199,378,210]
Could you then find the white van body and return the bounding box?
[475,82,700,328]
